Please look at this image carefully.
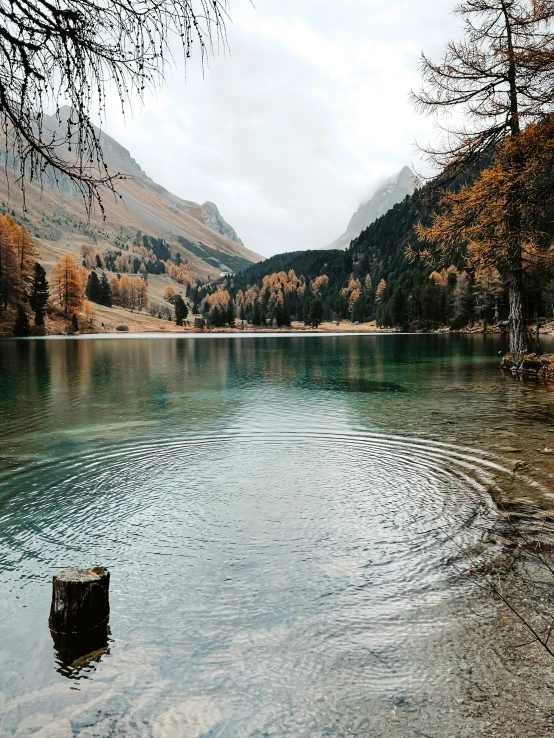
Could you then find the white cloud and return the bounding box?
[103,0,462,256]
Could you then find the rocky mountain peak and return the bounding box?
[327,166,415,250]
[200,201,244,246]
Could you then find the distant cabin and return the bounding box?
[220,271,235,278]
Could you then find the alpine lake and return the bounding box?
[1,333,554,738]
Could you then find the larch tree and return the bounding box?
[80,244,96,269]
[119,274,131,308]
[10,219,38,291]
[0,215,18,310]
[134,277,149,311]
[0,214,36,309]
[412,0,554,363]
[51,254,83,316]
[0,0,231,212]
[375,279,387,304]
[109,276,121,306]
[163,285,177,304]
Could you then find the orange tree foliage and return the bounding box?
[164,285,177,303]
[201,287,234,327]
[412,1,554,360]
[414,120,554,284]
[118,274,131,308]
[130,277,149,311]
[109,276,120,305]
[80,243,96,269]
[236,269,329,325]
[375,279,387,303]
[51,254,83,316]
[0,214,38,311]
[165,260,193,287]
[311,274,329,294]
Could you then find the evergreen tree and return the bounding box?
[86,271,101,302]
[308,296,324,327]
[174,295,188,326]
[225,301,235,327]
[252,301,262,326]
[29,262,49,326]
[351,296,365,323]
[389,287,409,328]
[99,273,112,307]
[71,313,79,332]
[281,300,291,327]
[13,305,30,336]
[303,294,313,325]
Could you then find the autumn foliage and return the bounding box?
[51,254,84,316]
[0,213,38,311]
[412,0,554,361]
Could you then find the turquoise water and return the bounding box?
[1,333,553,737]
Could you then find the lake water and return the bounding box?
[1,334,554,737]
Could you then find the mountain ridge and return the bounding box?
[13,106,261,282]
[327,166,415,250]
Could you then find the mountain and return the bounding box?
[327,166,415,250]
[200,202,244,246]
[0,107,261,288]
[231,157,502,329]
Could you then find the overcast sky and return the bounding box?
[104,1,462,257]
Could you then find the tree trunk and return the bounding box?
[49,567,110,666]
[49,567,110,635]
[508,262,527,364]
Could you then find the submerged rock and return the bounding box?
[501,352,554,378]
[33,719,73,737]
[153,696,222,738]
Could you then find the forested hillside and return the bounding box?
[202,153,554,331]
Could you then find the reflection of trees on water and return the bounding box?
[3,333,554,449]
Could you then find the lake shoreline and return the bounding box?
[0,318,534,338]
[3,299,554,337]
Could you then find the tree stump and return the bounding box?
[49,567,110,635]
[49,567,110,666]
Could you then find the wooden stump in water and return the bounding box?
[49,567,110,635]
[49,567,110,666]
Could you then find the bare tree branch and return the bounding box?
[0,0,232,214]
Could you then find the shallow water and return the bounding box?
[1,334,554,737]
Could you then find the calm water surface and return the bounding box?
[1,334,554,737]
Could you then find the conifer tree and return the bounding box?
[225,301,235,327]
[86,271,101,302]
[412,0,554,362]
[99,273,112,307]
[351,295,365,323]
[0,217,18,310]
[13,305,31,336]
[309,297,324,327]
[119,274,131,309]
[174,295,188,325]
[389,287,409,328]
[29,262,49,326]
[51,254,83,316]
